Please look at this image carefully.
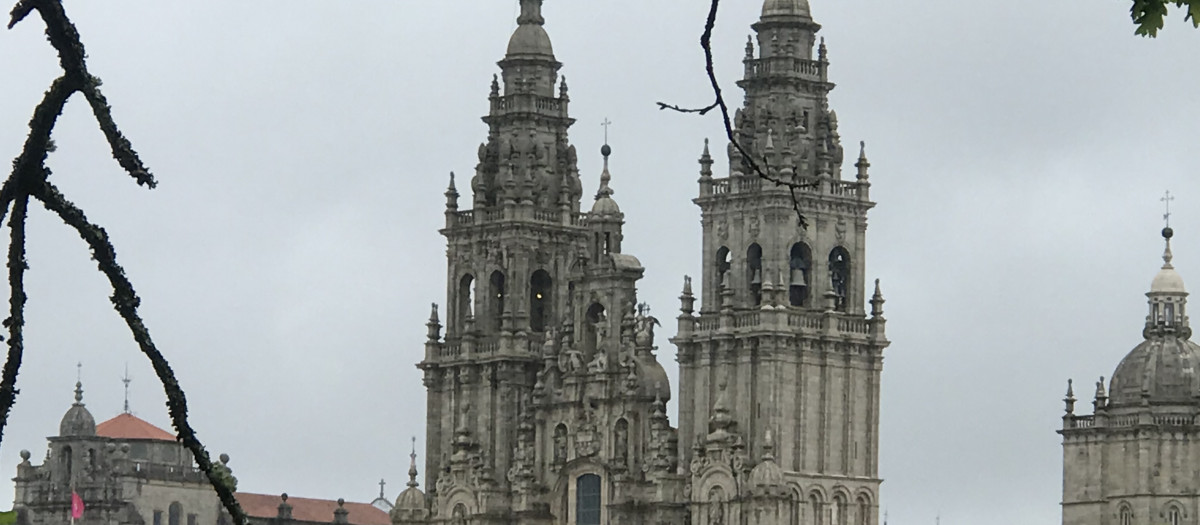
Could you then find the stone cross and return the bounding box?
[601,118,612,144]
[1162,189,1175,227]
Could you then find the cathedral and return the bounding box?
[403,1,888,524]
[1059,226,1200,525]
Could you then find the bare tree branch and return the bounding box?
[658,0,813,229]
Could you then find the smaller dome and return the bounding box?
[60,383,96,437]
[632,356,671,401]
[506,24,554,57]
[590,196,621,216]
[749,458,785,487]
[1152,267,1187,294]
[394,487,425,511]
[762,0,811,17]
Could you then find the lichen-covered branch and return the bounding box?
[0,196,29,446]
[32,180,246,524]
[4,0,241,522]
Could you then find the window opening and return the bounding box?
[168,502,182,525]
[829,247,850,311]
[747,243,763,305]
[789,243,811,307]
[458,274,475,328]
[576,474,602,525]
[530,270,553,332]
[489,271,506,332]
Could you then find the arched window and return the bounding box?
[553,424,568,464]
[829,247,850,311]
[1167,505,1183,525]
[61,446,73,482]
[1166,302,1177,325]
[451,503,467,525]
[530,270,552,333]
[584,303,607,358]
[613,418,629,463]
[576,474,602,525]
[489,271,506,332]
[790,489,803,525]
[457,274,475,328]
[715,246,731,294]
[168,502,182,525]
[86,448,96,473]
[1119,505,1133,525]
[747,243,763,305]
[810,495,823,525]
[789,243,811,307]
[856,495,870,525]
[833,495,847,525]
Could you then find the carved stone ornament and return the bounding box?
[716,221,729,242]
[835,217,847,243]
[748,214,760,238]
[574,411,601,458]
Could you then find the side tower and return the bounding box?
[417,2,683,524]
[672,1,889,524]
[1061,228,1200,525]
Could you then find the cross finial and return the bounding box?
[601,118,612,145]
[76,362,82,383]
[1163,190,1175,227]
[122,363,132,414]
[378,478,386,499]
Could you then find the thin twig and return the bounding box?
[657,0,813,228]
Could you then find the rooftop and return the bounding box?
[236,493,390,525]
[95,413,176,442]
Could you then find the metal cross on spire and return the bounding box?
[1163,190,1175,227]
[378,479,386,499]
[122,364,132,414]
[601,118,612,145]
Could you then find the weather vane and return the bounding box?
[1162,190,1175,227]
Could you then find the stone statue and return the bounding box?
[559,346,585,374]
[587,351,608,374]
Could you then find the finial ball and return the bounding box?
[219,453,230,464]
[1164,226,1174,239]
[601,144,612,157]
[19,450,30,461]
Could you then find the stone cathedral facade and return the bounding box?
[400,1,889,524]
[1060,227,1200,525]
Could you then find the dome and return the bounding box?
[762,0,811,17]
[1152,266,1187,294]
[590,195,621,216]
[59,382,96,437]
[632,356,671,401]
[394,487,425,511]
[749,458,785,487]
[1108,337,1200,406]
[506,24,554,57]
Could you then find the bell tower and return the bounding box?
[417,2,683,523]
[672,1,890,524]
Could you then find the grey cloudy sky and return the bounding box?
[2,1,1199,523]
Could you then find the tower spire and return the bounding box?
[407,436,419,488]
[517,0,545,26]
[74,362,83,405]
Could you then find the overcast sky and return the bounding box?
[2,1,1200,524]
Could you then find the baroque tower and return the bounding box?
[1061,227,1200,525]
[415,1,684,523]
[672,1,890,524]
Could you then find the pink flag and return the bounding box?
[70,490,84,520]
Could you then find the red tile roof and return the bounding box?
[95,413,176,441]
[236,493,390,525]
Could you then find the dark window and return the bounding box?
[576,474,601,525]
[715,247,731,288]
[458,274,475,328]
[168,502,182,525]
[153,511,163,525]
[747,243,763,305]
[489,271,506,332]
[789,243,811,307]
[530,270,552,332]
[60,446,72,482]
[187,514,197,525]
[829,247,850,311]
